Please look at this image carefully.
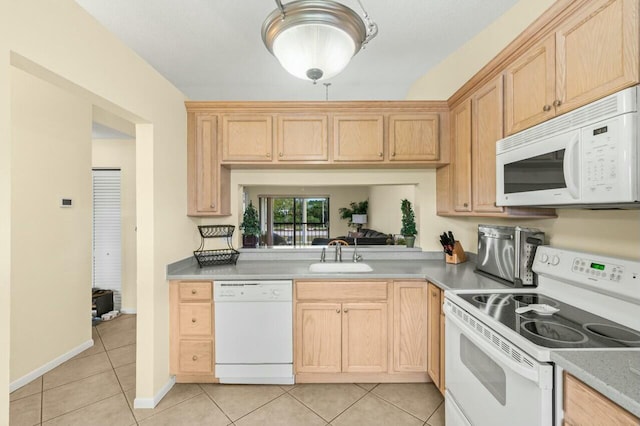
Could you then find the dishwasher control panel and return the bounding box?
[214,280,292,302]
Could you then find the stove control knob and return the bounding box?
[540,254,549,263]
[551,255,560,266]
[272,290,280,297]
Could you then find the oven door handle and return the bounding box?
[445,306,540,384]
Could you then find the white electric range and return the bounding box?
[444,246,640,426]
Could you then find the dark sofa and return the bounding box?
[311,228,393,246]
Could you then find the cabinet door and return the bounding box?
[472,75,504,213]
[187,113,229,216]
[277,114,328,161]
[393,282,427,372]
[342,302,388,373]
[221,114,273,162]
[450,99,472,212]
[564,372,640,425]
[295,303,342,373]
[333,114,384,162]
[555,0,639,115]
[388,114,439,162]
[427,283,441,387]
[504,35,556,135]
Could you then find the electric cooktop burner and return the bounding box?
[459,292,640,349]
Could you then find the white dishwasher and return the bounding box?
[214,280,293,384]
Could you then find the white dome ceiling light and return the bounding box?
[262,0,378,83]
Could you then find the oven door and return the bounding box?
[496,129,580,206]
[444,301,553,426]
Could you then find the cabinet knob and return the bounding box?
[192,355,198,361]
[378,152,383,157]
[344,308,349,313]
[432,292,438,298]
[191,289,197,295]
[543,104,552,112]
[210,203,216,209]
[279,152,283,157]
[266,152,271,158]
[191,318,197,323]
[553,99,562,107]
[391,152,396,157]
[463,202,468,207]
[336,309,341,313]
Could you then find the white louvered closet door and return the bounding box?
[93,169,122,310]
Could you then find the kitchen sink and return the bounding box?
[308,262,373,273]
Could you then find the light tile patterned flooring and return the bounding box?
[10,314,445,425]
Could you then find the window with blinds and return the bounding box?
[92,169,122,310]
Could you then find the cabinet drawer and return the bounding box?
[179,340,213,374]
[178,282,212,301]
[179,303,212,336]
[296,281,387,301]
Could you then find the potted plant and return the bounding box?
[338,200,368,229]
[240,201,260,248]
[400,199,417,248]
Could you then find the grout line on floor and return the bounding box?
[288,383,372,424]
[40,390,123,424]
[229,391,293,424]
[198,384,234,425]
[138,392,204,424]
[366,391,430,424]
[424,400,444,426]
[40,374,44,425]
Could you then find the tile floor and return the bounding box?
[10,314,445,425]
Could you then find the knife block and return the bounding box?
[446,241,467,264]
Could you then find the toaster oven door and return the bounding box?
[477,227,515,283]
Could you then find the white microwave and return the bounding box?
[496,86,640,209]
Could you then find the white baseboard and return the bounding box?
[120,308,137,314]
[9,339,94,392]
[133,376,176,409]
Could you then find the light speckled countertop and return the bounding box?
[167,248,640,415]
[551,351,640,418]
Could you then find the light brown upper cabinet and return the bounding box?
[472,75,505,213]
[450,99,472,213]
[388,114,439,162]
[221,114,273,162]
[505,0,639,135]
[333,114,385,162]
[187,112,230,216]
[439,79,555,218]
[276,114,328,162]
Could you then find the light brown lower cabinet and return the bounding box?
[294,280,429,383]
[427,282,445,394]
[169,281,217,383]
[563,372,640,426]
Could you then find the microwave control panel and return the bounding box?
[581,113,637,202]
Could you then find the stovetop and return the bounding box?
[458,292,640,349]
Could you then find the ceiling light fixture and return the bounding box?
[261,0,378,83]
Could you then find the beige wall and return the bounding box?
[10,68,93,380]
[1,5,12,420]
[406,0,640,259]
[245,185,370,238]
[407,0,555,100]
[368,185,416,237]
[92,139,137,312]
[4,0,194,413]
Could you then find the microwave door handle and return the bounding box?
[445,304,540,384]
[563,133,580,199]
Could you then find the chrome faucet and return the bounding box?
[334,244,342,262]
[352,238,363,263]
[320,247,326,263]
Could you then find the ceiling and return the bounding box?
[76,0,519,101]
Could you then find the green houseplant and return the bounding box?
[338,200,368,228]
[240,201,260,248]
[400,199,417,248]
